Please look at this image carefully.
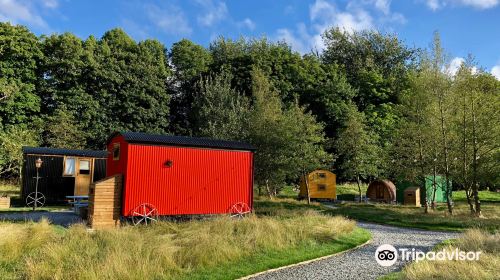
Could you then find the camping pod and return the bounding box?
[366,179,396,203]
[102,132,256,218]
[299,170,336,201]
[21,147,107,203]
[396,176,450,205]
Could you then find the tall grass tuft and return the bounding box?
[403,230,500,280]
[0,211,355,280]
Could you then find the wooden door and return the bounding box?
[74,158,93,196]
[376,185,384,199]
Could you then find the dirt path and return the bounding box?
[248,222,460,280]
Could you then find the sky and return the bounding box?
[1,0,499,78]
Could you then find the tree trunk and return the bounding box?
[356,174,362,203]
[465,187,475,215]
[417,136,429,213]
[461,90,475,215]
[438,95,453,215]
[471,101,482,217]
[304,172,311,205]
[265,180,272,200]
[431,166,437,210]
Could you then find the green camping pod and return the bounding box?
[396,175,451,205]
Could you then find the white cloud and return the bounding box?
[446,57,478,76]
[145,4,192,36]
[196,0,228,27]
[425,0,498,10]
[426,0,442,10]
[373,0,391,14]
[276,0,404,54]
[238,18,255,30]
[0,0,52,28]
[447,57,465,76]
[492,65,500,80]
[42,0,58,9]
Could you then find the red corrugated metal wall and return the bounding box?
[107,136,253,216]
[106,135,129,177]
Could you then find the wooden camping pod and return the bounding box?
[299,170,336,200]
[366,179,396,203]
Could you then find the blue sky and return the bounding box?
[1,0,499,77]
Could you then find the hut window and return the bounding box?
[318,173,326,179]
[113,143,120,160]
[79,159,91,175]
[317,184,326,191]
[63,157,76,176]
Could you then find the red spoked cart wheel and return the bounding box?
[229,202,251,218]
[131,203,159,226]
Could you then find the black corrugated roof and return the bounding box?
[22,146,108,158]
[111,132,256,151]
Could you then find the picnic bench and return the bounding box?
[66,195,89,214]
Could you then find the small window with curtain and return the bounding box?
[317,184,326,191]
[113,143,120,160]
[63,157,76,176]
[79,159,90,175]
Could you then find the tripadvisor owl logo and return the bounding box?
[375,244,398,267]
[375,244,482,267]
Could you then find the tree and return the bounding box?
[248,69,331,196]
[389,70,438,213]
[321,28,415,147]
[87,29,171,145]
[428,33,454,215]
[193,70,250,140]
[452,64,500,216]
[0,126,39,178]
[38,33,100,147]
[335,105,381,202]
[169,39,212,134]
[0,23,42,128]
[43,107,86,149]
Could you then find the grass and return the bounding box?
[326,183,500,231]
[337,182,368,196]
[0,200,370,280]
[329,202,499,232]
[0,180,20,198]
[381,230,500,280]
[453,190,500,202]
[0,206,70,213]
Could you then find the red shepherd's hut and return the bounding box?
[105,132,255,219]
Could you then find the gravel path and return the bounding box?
[249,222,460,280]
[0,210,83,227]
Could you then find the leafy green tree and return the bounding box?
[88,29,171,145]
[321,28,415,147]
[169,39,212,134]
[194,70,250,140]
[249,69,331,196]
[335,105,381,201]
[389,70,439,212]
[0,126,39,177]
[0,23,42,127]
[43,107,86,149]
[452,64,500,216]
[209,37,304,101]
[38,33,100,146]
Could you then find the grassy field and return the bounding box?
[380,230,500,280]
[0,198,370,280]
[329,202,499,232]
